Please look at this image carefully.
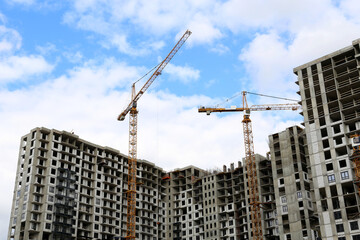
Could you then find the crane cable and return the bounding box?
[216,91,299,107]
[133,62,162,85]
[245,91,299,102]
[215,92,242,107]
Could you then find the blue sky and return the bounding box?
[1,0,360,237]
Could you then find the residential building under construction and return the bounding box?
[7,39,360,240]
[293,38,360,240]
[7,127,276,240]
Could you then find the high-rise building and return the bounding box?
[7,127,166,240]
[293,39,360,239]
[269,126,318,240]
[8,127,278,240]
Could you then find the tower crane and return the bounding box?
[117,30,191,239]
[198,91,301,240]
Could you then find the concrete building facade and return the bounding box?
[269,126,318,240]
[294,39,360,239]
[7,127,166,240]
[8,127,278,240]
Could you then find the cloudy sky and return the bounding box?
[1,0,360,237]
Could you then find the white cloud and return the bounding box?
[0,25,21,53]
[0,23,54,84]
[63,50,83,63]
[239,32,295,95]
[64,0,223,47]
[210,43,229,54]
[163,63,200,84]
[110,34,146,56]
[36,43,57,56]
[238,3,360,99]
[186,14,223,45]
[0,55,53,83]
[339,0,360,24]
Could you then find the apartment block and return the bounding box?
[256,156,278,239]
[8,127,279,240]
[162,166,205,240]
[7,127,166,240]
[294,39,360,239]
[269,126,318,240]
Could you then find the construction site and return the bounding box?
[6,31,360,240]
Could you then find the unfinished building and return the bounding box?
[8,127,279,240]
[269,126,318,240]
[7,127,167,240]
[293,39,360,239]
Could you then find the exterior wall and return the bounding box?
[7,127,166,240]
[8,127,277,240]
[164,166,205,240]
[216,163,240,240]
[294,39,360,239]
[269,126,317,240]
[257,156,278,239]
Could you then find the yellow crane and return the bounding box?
[198,91,301,240]
[117,30,191,239]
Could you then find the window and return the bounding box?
[341,171,349,180]
[297,191,302,199]
[339,160,347,168]
[326,163,333,171]
[281,196,287,203]
[282,205,288,213]
[336,224,344,233]
[279,178,284,185]
[334,211,342,220]
[328,174,335,183]
[351,221,359,230]
[304,172,308,180]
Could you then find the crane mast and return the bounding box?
[118,30,191,239]
[241,92,263,239]
[199,91,301,240]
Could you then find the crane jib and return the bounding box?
[118,30,192,122]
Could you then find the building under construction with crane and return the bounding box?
[6,36,360,240]
[7,126,279,240]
